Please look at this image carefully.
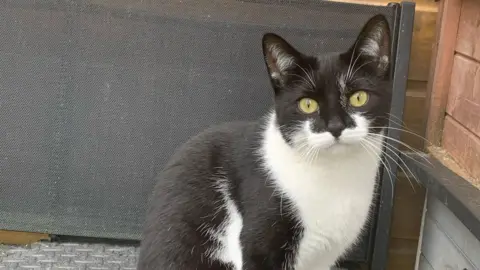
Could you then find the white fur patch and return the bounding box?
[337,73,347,90]
[361,38,380,57]
[261,112,384,269]
[379,55,390,71]
[205,177,243,270]
[268,44,295,74]
[360,25,385,58]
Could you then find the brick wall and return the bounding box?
[442,0,480,184]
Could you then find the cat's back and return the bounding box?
[153,119,261,206]
[138,120,261,270]
[161,120,260,177]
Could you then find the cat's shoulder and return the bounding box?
[189,120,261,144]
[166,120,261,164]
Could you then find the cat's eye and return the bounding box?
[349,91,369,107]
[298,98,319,114]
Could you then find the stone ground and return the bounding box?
[0,242,138,269]
[0,242,349,269]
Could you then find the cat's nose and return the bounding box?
[327,119,345,138]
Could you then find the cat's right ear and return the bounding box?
[262,33,303,90]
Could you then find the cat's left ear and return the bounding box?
[344,15,391,77]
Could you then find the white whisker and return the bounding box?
[365,136,418,191]
[368,126,432,145]
[350,60,374,79]
[360,140,394,195]
[341,128,432,166]
[346,39,360,81]
[348,51,364,81]
[286,72,315,88]
[294,63,316,89]
[367,133,432,166]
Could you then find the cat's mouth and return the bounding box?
[291,133,362,158]
[325,140,344,149]
[317,138,357,150]
[291,116,370,153]
[297,123,364,148]
[324,140,356,154]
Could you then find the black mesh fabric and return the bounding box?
[0,0,396,256]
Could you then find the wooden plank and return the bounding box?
[427,195,480,269]
[390,174,426,240]
[446,54,480,137]
[421,215,474,270]
[402,81,428,150]
[408,11,438,82]
[330,0,438,11]
[387,238,419,270]
[442,116,480,186]
[456,0,480,62]
[0,230,50,245]
[425,0,462,146]
[428,145,479,189]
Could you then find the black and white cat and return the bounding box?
[138,14,392,270]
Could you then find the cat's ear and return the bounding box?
[262,33,304,88]
[345,15,391,76]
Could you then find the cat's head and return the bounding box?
[262,15,391,155]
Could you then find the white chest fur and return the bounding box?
[260,115,383,270]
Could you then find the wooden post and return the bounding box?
[425,0,462,146]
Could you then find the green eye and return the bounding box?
[350,91,369,107]
[298,98,319,114]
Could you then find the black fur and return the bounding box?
[138,122,300,269]
[138,15,391,270]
